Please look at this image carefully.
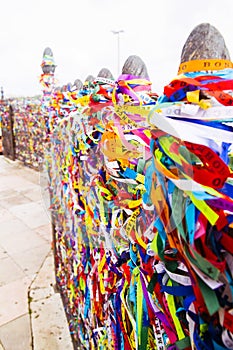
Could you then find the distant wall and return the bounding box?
[1,97,47,170]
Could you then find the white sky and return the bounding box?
[1,0,233,97]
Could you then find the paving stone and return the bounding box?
[35,224,53,243]
[0,314,32,350]
[30,252,73,349]
[31,294,73,350]
[0,189,15,199]
[0,207,14,223]
[0,277,31,326]
[0,256,25,286]
[0,218,30,235]
[5,200,50,229]
[22,188,43,202]
[21,211,50,230]
[7,201,45,218]
[17,168,40,186]
[0,228,47,256]
[0,175,37,192]
[0,194,32,209]
[30,251,55,301]
[11,244,51,277]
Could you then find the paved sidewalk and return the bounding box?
[0,156,73,350]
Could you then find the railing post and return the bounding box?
[2,104,15,161]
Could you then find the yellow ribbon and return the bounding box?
[178,59,233,74]
[166,279,185,340]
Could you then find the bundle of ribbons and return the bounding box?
[1,97,46,170]
[146,58,233,349]
[46,61,233,349]
[47,75,163,349]
[39,67,57,136]
[48,82,97,132]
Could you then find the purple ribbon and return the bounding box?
[117,74,150,81]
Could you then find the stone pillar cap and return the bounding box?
[121,55,150,79]
[180,23,231,63]
[97,68,114,80]
[73,79,83,90]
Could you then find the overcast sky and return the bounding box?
[1,0,233,97]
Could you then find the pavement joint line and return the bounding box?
[0,312,29,328]
[0,339,5,350]
[28,289,34,350]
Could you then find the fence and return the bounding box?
[1,97,47,170]
[46,71,233,350]
[1,104,15,161]
[46,79,161,349]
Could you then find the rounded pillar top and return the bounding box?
[180,23,231,63]
[41,47,56,74]
[97,68,114,80]
[121,55,150,79]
